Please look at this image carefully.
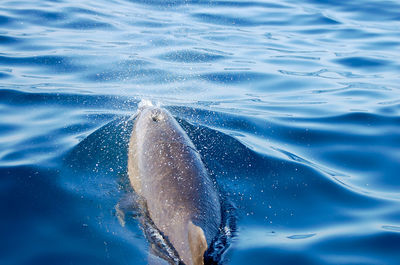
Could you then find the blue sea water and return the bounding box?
[1,0,400,264]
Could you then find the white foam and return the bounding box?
[138,99,154,109]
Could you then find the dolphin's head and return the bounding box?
[143,107,167,123]
[134,106,191,147]
[136,106,171,131]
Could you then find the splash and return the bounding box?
[138,99,154,109]
[137,99,163,111]
[129,99,158,121]
[204,198,237,264]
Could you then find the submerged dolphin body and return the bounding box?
[128,106,221,265]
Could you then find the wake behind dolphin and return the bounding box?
[124,104,230,265]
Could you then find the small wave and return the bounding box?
[287,233,316,240]
[382,225,400,232]
[333,56,392,69]
[158,50,225,63]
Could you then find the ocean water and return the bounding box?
[1,0,400,264]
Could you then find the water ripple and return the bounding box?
[0,55,85,73]
[200,72,273,84]
[334,57,392,69]
[287,233,316,240]
[158,49,225,62]
[382,225,400,232]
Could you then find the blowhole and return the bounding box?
[152,115,159,122]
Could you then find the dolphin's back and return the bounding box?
[128,107,221,265]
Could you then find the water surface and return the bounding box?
[1,0,400,264]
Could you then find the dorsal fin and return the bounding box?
[188,221,208,265]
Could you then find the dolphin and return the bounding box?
[128,106,221,265]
